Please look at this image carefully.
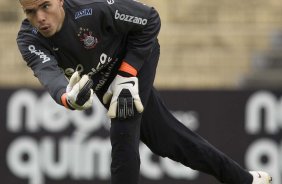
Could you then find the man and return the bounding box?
[16,0,272,183]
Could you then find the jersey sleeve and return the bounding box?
[17,27,68,105]
[100,0,161,71]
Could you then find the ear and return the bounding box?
[58,0,64,6]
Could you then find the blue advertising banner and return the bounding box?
[0,88,281,184]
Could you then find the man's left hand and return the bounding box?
[103,75,144,119]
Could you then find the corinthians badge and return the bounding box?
[77,27,98,49]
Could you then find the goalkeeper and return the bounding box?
[17,0,272,183]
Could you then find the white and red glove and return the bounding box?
[61,71,94,110]
[103,75,144,119]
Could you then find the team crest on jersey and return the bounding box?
[77,27,98,49]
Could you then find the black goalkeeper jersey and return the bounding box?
[17,0,161,105]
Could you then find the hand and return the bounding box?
[103,75,144,119]
[64,71,94,110]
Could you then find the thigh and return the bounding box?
[138,41,160,108]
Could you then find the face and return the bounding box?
[20,0,65,37]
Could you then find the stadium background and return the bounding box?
[0,0,282,184]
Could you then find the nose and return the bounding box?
[36,10,46,24]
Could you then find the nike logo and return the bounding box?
[257,172,261,178]
[118,81,135,86]
[52,47,59,51]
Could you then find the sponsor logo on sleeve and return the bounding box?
[75,8,93,20]
[28,45,51,63]
[114,10,147,25]
[31,27,38,35]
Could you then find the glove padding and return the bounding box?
[103,75,144,119]
[66,71,94,110]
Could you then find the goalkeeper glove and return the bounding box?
[103,75,144,119]
[61,71,94,110]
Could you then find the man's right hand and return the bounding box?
[61,71,94,110]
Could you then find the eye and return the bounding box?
[43,4,50,9]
